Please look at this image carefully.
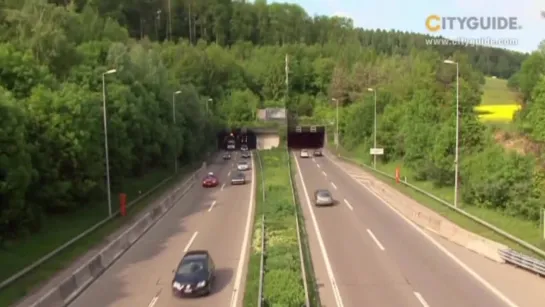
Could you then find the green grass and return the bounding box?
[331,145,545,260]
[481,77,518,105]
[0,163,199,306]
[243,149,305,306]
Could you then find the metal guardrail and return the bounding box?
[332,151,545,269]
[286,149,315,307]
[0,172,179,290]
[499,249,545,275]
[256,150,266,307]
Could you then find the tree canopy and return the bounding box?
[0,0,534,244]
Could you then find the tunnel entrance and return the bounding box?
[216,128,257,150]
[287,126,325,149]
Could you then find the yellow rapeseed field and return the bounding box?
[474,104,521,122]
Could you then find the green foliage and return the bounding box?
[259,149,305,306]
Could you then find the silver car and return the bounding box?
[237,161,250,171]
[300,150,309,158]
[314,189,334,206]
[231,172,246,185]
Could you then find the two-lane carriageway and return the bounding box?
[292,150,517,307]
[69,152,256,307]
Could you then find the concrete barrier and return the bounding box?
[28,167,202,307]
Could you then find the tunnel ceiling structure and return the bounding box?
[287,125,325,149]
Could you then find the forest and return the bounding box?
[0,0,535,245]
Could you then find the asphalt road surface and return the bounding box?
[68,152,255,307]
[292,151,515,307]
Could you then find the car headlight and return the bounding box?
[196,280,206,288]
[173,282,182,290]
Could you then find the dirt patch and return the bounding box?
[494,131,541,156]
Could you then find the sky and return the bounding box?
[269,0,544,53]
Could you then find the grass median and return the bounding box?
[0,162,200,306]
[243,149,305,306]
[332,145,545,260]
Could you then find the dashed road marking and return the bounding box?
[322,171,327,176]
[208,200,217,212]
[367,229,385,251]
[184,232,198,252]
[343,199,353,210]
[414,292,430,307]
[331,182,337,189]
[221,183,225,190]
[148,296,158,307]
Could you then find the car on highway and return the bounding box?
[313,149,322,156]
[172,250,215,297]
[300,149,310,158]
[202,172,219,187]
[223,153,231,160]
[231,172,246,185]
[227,139,235,150]
[236,161,250,171]
[314,189,334,206]
[241,144,248,151]
[241,151,250,158]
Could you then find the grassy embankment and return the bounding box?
[0,162,200,306]
[336,77,545,259]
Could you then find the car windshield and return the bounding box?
[233,172,244,178]
[317,190,330,197]
[176,257,207,276]
[238,162,248,166]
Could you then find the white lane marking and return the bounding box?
[221,183,225,191]
[343,199,353,211]
[413,292,430,307]
[148,296,159,307]
[324,153,520,307]
[228,171,231,176]
[293,154,345,307]
[184,232,198,252]
[322,171,327,176]
[312,158,316,162]
[331,182,337,189]
[366,229,385,251]
[230,151,257,307]
[208,200,217,212]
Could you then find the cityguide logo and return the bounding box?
[425,36,519,48]
[425,15,522,32]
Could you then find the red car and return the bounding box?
[202,173,219,187]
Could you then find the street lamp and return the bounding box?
[332,98,339,149]
[444,59,460,208]
[173,90,181,173]
[207,98,212,114]
[102,68,117,217]
[368,88,377,168]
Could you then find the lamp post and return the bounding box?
[207,98,212,114]
[102,68,117,217]
[173,90,181,173]
[332,98,339,150]
[368,88,377,168]
[444,59,460,208]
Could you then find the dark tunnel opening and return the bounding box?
[216,129,257,150]
[288,126,325,149]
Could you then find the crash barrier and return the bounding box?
[331,151,545,272]
[499,249,545,276]
[27,166,204,307]
[256,151,266,307]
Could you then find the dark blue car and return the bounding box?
[172,250,215,297]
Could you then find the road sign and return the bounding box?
[310,126,316,132]
[295,126,302,133]
[370,148,384,155]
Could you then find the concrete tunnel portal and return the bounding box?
[217,125,325,150]
[287,125,325,149]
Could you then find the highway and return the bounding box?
[292,150,514,307]
[68,152,255,307]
